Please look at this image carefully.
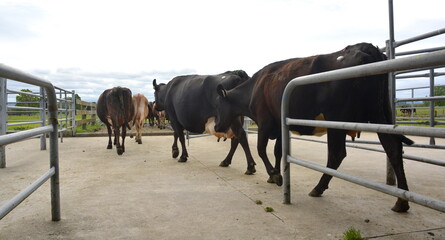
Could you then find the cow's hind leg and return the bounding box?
[378,133,410,212]
[309,129,347,197]
[136,123,142,144]
[265,137,283,185]
[121,126,127,154]
[172,132,180,158]
[115,127,124,155]
[177,129,188,162]
[106,124,113,149]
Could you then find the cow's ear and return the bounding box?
[152,79,158,89]
[216,84,227,99]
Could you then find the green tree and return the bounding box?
[434,85,445,106]
[15,89,40,109]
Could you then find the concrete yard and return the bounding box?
[0,130,444,239]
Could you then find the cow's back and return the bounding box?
[250,43,388,135]
[133,93,149,122]
[107,87,134,127]
[165,73,246,133]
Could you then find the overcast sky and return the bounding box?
[1,0,444,102]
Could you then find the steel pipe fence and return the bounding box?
[281,50,445,212]
[0,63,61,221]
[291,136,445,167]
[2,78,75,137]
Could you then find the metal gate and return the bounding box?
[0,64,61,221]
[281,50,445,212]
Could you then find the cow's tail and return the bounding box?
[379,80,415,145]
[118,88,133,130]
[398,135,414,146]
[375,53,414,146]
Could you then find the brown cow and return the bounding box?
[157,109,167,129]
[97,87,135,155]
[214,43,414,212]
[153,102,166,129]
[131,93,149,144]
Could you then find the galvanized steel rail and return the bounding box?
[0,64,61,221]
[281,50,445,212]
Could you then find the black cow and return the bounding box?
[400,107,416,116]
[214,43,414,212]
[147,101,157,127]
[97,87,135,155]
[153,70,256,174]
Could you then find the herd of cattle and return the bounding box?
[96,42,414,212]
[96,89,166,155]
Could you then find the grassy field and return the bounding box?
[396,107,445,116]
[7,114,101,133]
[7,108,444,134]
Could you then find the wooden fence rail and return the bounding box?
[75,100,96,130]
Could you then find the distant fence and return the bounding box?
[75,100,97,131]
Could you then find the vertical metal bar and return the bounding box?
[282,87,291,204]
[50,121,61,221]
[59,89,63,143]
[72,90,76,136]
[64,90,68,134]
[411,88,415,118]
[385,0,397,185]
[0,78,7,168]
[430,69,436,145]
[243,117,249,137]
[39,87,47,150]
[45,87,61,221]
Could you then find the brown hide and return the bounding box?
[97,87,134,155]
[132,93,149,144]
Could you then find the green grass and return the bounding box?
[343,227,366,240]
[75,123,102,133]
[7,114,99,133]
[264,207,274,212]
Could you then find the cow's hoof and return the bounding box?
[219,161,230,167]
[267,174,283,186]
[117,148,124,155]
[137,140,142,144]
[178,157,188,162]
[172,148,179,158]
[245,166,256,175]
[107,145,112,149]
[308,189,323,197]
[391,199,410,213]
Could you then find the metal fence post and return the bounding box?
[50,121,61,221]
[40,87,47,150]
[72,90,77,135]
[385,1,397,185]
[385,40,397,186]
[0,78,6,168]
[243,117,249,137]
[429,69,436,145]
